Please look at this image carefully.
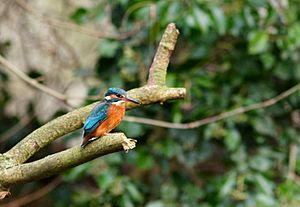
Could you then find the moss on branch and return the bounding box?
[0,133,135,185]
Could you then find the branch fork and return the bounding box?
[0,23,185,198]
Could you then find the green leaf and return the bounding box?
[145,201,164,207]
[219,172,236,198]
[225,128,241,151]
[192,7,212,33]
[253,116,276,137]
[277,180,300,203]
[287,23,300,50]
[70,8,88,24]
[197,76,215,88]
[204,123,226,139]
[260,53,275,70]
[182,184,204,201]
[117,121,143,137]
[161,182,178,201]
[71,189,98,205]
[126,182,143,202]
[250,155,272,172]
[254,174,274,196]
[248,31,269,54]
[120,194,134,207]
[137,149,154,170]
[243,6,255,27]
[96,170,116,192]
[63,162,92,182]
[159,138,180,158]
[98,40,120,58]
[255,193,277,207]
[210,7,226,34]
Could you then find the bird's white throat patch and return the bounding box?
[112,100,125,105]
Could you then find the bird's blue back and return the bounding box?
[82,101,109,138]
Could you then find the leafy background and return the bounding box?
[1,0,300,206]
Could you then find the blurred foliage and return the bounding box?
[3,0,300,206]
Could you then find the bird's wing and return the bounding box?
[82,102,109,138]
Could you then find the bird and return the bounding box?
[81,88,140,148]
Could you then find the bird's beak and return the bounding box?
[124,97,141,104]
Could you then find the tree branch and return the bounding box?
[1,134,135,186]
[0,54,69,104]
[124,82,300,129]
[148,23,179,85]
[0,22,185,197]
[14,0,142,40]
[4,86,185,165]
[4,177,61,207]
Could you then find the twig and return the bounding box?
[4,177,61,207]
[0,53,96,105]
[14,0,142,40]
[0,54,69,104]
[0,54,77,109]
[125,83,300,129]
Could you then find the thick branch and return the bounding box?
[4,86,185,164]
[1,133,134,186]
[148,23,179,85]
[0,22,185,197]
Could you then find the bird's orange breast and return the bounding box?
[93,104,125,137]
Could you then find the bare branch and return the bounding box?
[126,83,300,129]
[1,134,135,186]
[0,54,70,105]
[15,0,142,40]
[4,177,61,207]
[148,23,179,85]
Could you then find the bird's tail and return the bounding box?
[81,134,98,148]
[81,130,90,148]
[81,136,90,148]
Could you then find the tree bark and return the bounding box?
[0,23,185,198]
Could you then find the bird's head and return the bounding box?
[104,88,140,105]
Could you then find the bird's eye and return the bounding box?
[116,94,122,98]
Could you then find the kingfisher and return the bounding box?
[81,88,140,148]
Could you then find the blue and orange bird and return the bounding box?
[81,88,140,148]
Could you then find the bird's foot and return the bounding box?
[122,138,137,153]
